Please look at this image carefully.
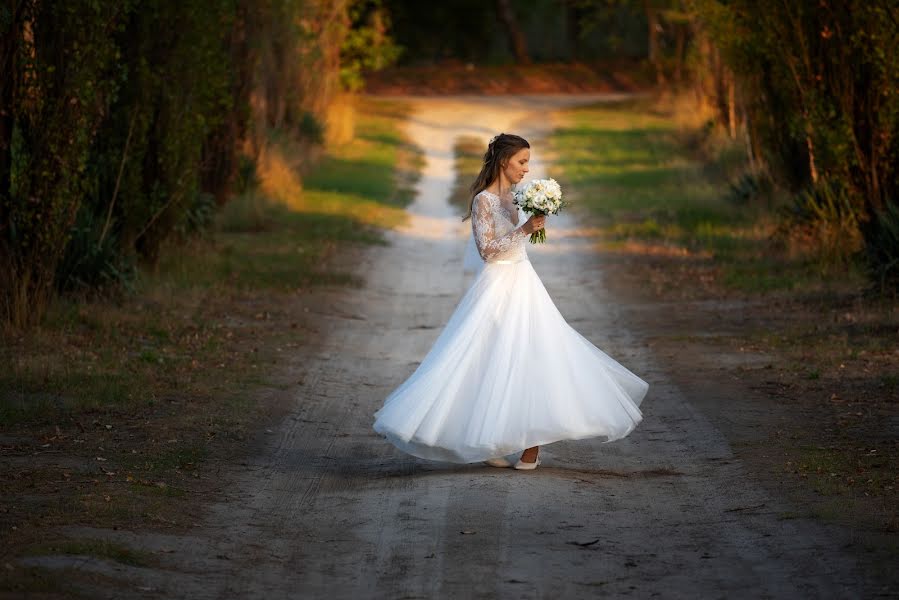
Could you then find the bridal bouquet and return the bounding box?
[513,178,564,244]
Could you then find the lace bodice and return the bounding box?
[471,190,528,263]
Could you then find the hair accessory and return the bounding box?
[485,133,504,163]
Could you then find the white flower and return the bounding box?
[514,178,564,217]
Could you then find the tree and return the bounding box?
[495,0,531,64]
[690,0,899,288]
[0,1,128,326]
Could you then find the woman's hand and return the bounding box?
[521,214,546,235]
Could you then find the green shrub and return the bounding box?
[864,202,899,293]
[298,112,326,145]
[235,155,259,196]
[777,180,863,272]
[55,206,135,294]
[176,192,219,238]
[726,172,772,206]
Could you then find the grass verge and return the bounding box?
[549,96,897,539]
[448,136,486,217]
[23,538,153,568]
[547,97,842,295]
[0,96,422,593]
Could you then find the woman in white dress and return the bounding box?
[373,133,648,470]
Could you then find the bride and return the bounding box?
[372,133,648,470]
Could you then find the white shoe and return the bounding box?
[484,457,513,468]
[513,457,541,470]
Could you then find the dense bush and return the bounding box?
[865,202,899,293]
[0,1,129,326]
[776,180,864,272]
[86,0,236,266]
[55,207,136,295]
[687,0,899,289]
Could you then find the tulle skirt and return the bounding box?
[372,258,648,463]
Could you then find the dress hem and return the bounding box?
[373,418,641,464]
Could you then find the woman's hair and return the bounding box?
[463,132,530,220]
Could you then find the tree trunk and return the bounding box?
[267,37,286,128]
[674,22,685,86]
[805,125,818,184]
[713,46,729,128]
[495,0,530,64]
[565,0,585,61]
[693,30,711,109]
[727,69,737,139]
[741,102,758,173]
[0,6,15,324]
[0,3,23,212]
[644,1,665,86]
[201,0,255,205]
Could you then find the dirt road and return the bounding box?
[34,96,875,598]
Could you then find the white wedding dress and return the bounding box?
[372,189,648,463]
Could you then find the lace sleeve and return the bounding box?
[471,193,527,261]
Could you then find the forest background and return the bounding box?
[2,0,897,327]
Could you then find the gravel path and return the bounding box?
[38,95,871,599]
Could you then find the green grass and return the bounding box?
[795,445,896,500]
[25,539,153,567]
[548,98,833,293]
[161,201,377,292]
[449,135,486,216]
[0,370,133,423]
[119,442,207,476]
[305,100,422,206]
[0,97,420,427]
